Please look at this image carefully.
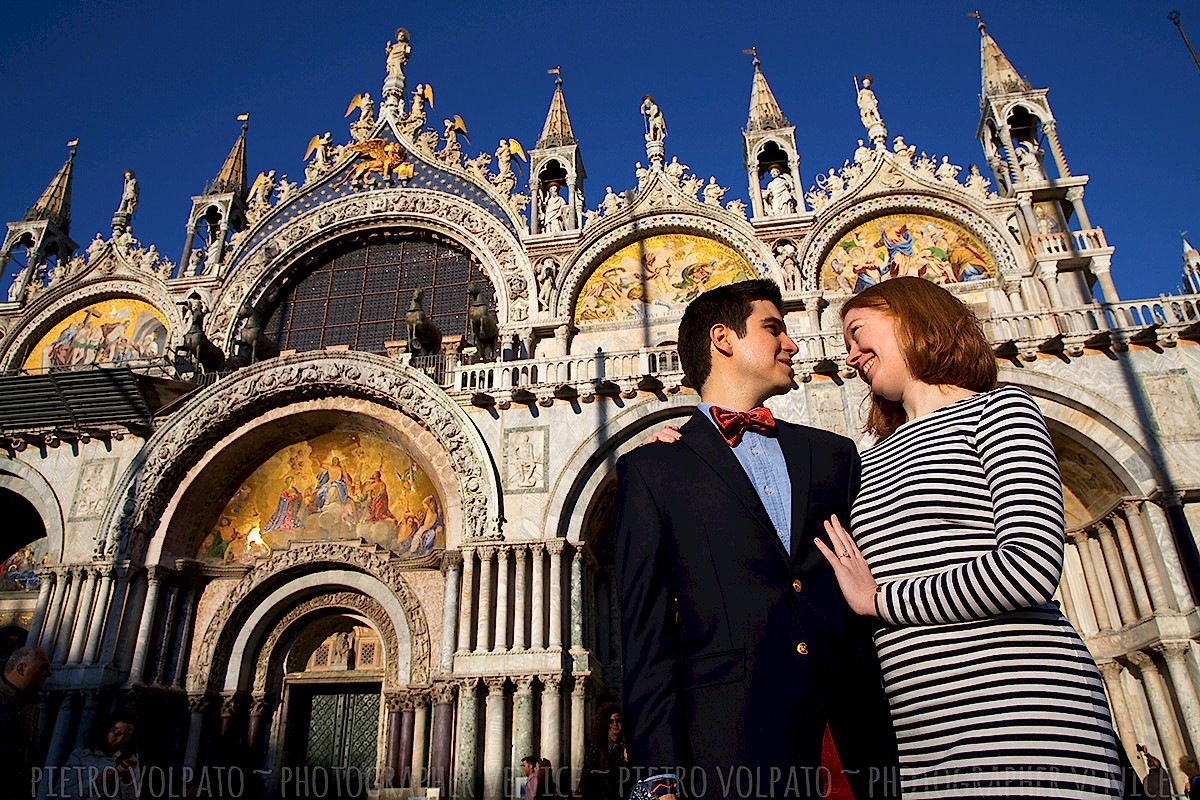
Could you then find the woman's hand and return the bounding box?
[642,425,681,445]
[814,514,880,618]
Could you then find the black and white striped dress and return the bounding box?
[852,386,1122,798]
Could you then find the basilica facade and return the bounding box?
[0,19,1198,799]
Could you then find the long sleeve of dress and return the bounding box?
[875,387,1065,626]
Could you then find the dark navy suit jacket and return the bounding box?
[615,409,898,799]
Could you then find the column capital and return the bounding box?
[431,681,457,705]
[544,539,566,556]
[539,673,562,692]
[514,675,536,695]
[1067,528,1092,546]
[1096,660,1124,681]
[384,691,408,712]
[530,541,546,555]
[1124,649,1157,672]
[409,688,431,707]
[1151,640,1191,662]
[458,676,480,694]
[1064,186,1085,203]
[570,673,591,697]
[496,545,512,559]
[187,693,211,714]
[440,551,463,572]
[484,676,507,696]
[248,693,270,716]
[220,691,239,717]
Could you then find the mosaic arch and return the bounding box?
[22,299,169,372]
[574,234,755,323]
[820,213,996,293]
[197,430,443,564]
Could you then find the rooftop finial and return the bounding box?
[743,46,760,68]
[969,9,985,32]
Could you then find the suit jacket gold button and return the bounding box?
[795,642,808,655]
[791,579,803,593]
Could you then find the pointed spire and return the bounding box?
[745,49,787,132]
[209,121,248,195]
[536,68,576,149]
[24,145,76,232]
[1183,236,1200,268]
[976,15,1030,96]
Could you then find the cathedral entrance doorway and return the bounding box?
[282,680,381,799]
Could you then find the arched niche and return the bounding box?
[99,351,501,564]
[0,286,177,371]
[0,458,64,566]
[149,400,459,567]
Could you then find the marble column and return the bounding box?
[171,581,199,687]
[429,682,457,793]
[440,553,462,672]
[74,689,101,750]
[247,693,269,752]
[153,582,180,684]
[1088,253,1120,305]
[512,676,535,778]
[37,569,66,652]
[547,541,564,649]
[1125,501,1177,612]
[513,546,528,652]
[570,677,587,792]
[1069,531,1113,631]
[128,569,164,683]
[1065,186,1093,231]
[1144,499,1195,613]
[476,548,494,654]
[183,693,209,772]
[457,551,475,654]
[399,698,416,789]
[43,691,78,771]
[540,675,562,775]
[107,567,143,670]
[67,568,98,664]
[1097,661,1138,763]
[385,692,405,788]
[27,571,54,646]
[81,566,114,664]
[219,691,240,746]
[1154,641,1200,751]
[570,545,585,654]
[531,544,546,650]
[1126,651,1186,791]
[1096,522,1138,625]
[494,547,510,654]
[412,691,429,790]
[1042,120,1071,178]
[483,678,507,800]
[53,568,83,662]
[1111,513,1153,619]
[454,678,480,799]
[1055,574,1080,628]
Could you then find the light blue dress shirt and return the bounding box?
[698,402,793,554]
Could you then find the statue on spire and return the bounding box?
[856,75,888,146]
[641,95,667,168]
[383,27,411,112]
[112,170,139,234]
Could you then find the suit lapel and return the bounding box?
[777,421,812,563]
[678,411,778,540]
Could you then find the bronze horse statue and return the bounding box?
[177,293,226,374]
[405,288,442,357]
[465,283,499,361]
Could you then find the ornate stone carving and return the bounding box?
[193,542,433,694]
[431,681,457,705]
[252,589,402,692]
[484,676,507,696]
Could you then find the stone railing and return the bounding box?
[1030,227,1108,257]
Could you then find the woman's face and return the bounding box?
[106,721,134,753]
[842,306,912,401]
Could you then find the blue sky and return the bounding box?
[2,1,1197,300]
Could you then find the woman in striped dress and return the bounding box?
[815,277,1123,798]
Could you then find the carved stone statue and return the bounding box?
[600,186,623,215]
[537,259,557,312]
[774,241,800,292]
[634,162,649,190]
[86,233,106,262]
[681,174,703,199]
[540,182,567,233]
[702,177,726,207]
[764,166,797,216]
[664,156,688,185]
[118,170,139,216]
[304,132,333,183]
[854,138,873,165]
[139,244,160,273]
[725,199,747,218]
[935,156,961,182]
[1015,141,1046,182]
[641,95,666,143]
[891,136,915,165]
[385,28,411,82]
[964,165,992,198]
[188,247,205,277]
[857,75,886,142]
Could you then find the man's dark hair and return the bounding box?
[677,279,783,391]
[521,755,538,766]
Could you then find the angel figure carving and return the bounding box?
[402,83,434,135]
[491,138,526,196]
[345,93,376,141]
[303,132,333,183]
[440,115,469,164]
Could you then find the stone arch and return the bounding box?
[555,210,775,320]
[797,191,1024,293]
[192,545,433,694]
[0,279,179,370]
[0,457,64,562]
[544,394,698,543]
[96,351,501,563]
[208,188,535,347]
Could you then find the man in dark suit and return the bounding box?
[615,280,897,799]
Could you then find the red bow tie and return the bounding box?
[710,406,777,447]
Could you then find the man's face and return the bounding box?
[723,300,798,400]
[521,761,535,777]
[9,652,50,692]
